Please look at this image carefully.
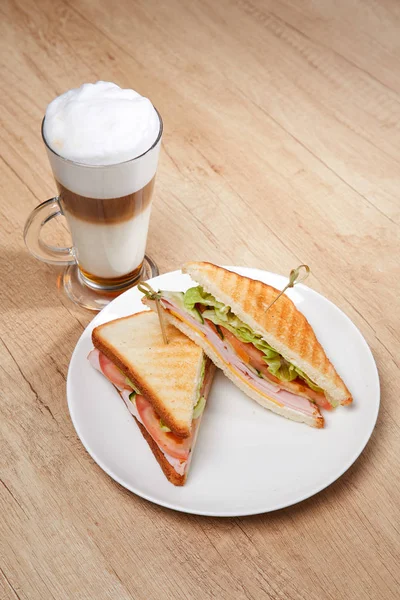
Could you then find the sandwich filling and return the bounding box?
[88,348,213,476]
[157,287,333,417]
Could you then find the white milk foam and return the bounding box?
[44,81,161,198]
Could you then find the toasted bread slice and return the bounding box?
[92,311,204,438]
[182,262,352,406]
[143,300,324,428]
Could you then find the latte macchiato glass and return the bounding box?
[24,82,162,310]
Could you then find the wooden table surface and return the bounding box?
[1,0,399,598]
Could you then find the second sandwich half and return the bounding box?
[88,311,215,485]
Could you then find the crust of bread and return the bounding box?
[143,299,324,428]
[134,419,186,486]
[182,262,352,407]
[92,311,203,438]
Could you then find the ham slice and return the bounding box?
[161,299,319,418]
[88,347,101,371]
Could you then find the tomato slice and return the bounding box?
[99,353,131,389]
[219,327,333,409]
[219,327,283,387]
[308,392,333,411]
[255,363,284,384]
[135,395,191,460]
[220,328,266,368]
[204,319,220,336]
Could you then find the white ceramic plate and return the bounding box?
[67,267,380,516]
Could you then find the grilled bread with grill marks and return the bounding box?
[183,262,352,407]
[92,311,204,437]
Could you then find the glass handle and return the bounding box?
[23,197,75,265]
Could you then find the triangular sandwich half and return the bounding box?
[88,310,215,485]
[143,262,353,428]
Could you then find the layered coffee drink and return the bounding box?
[55,177,155,286]
[42,81,162,288]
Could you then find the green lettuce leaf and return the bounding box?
[184,286,227,314]
[125,377,142,394]
[200,356,206,382]
[200,308,298,381]
[165,290,204,323]
[293,368,323,392]
[193,396,206,420]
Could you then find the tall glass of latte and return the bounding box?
[24,81,162,310]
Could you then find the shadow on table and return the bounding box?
[0,246,65,312]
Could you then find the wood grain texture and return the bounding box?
[0,0,399,599]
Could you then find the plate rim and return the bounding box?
[67,266,380,517]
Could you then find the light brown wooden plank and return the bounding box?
[1,0,399,599]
